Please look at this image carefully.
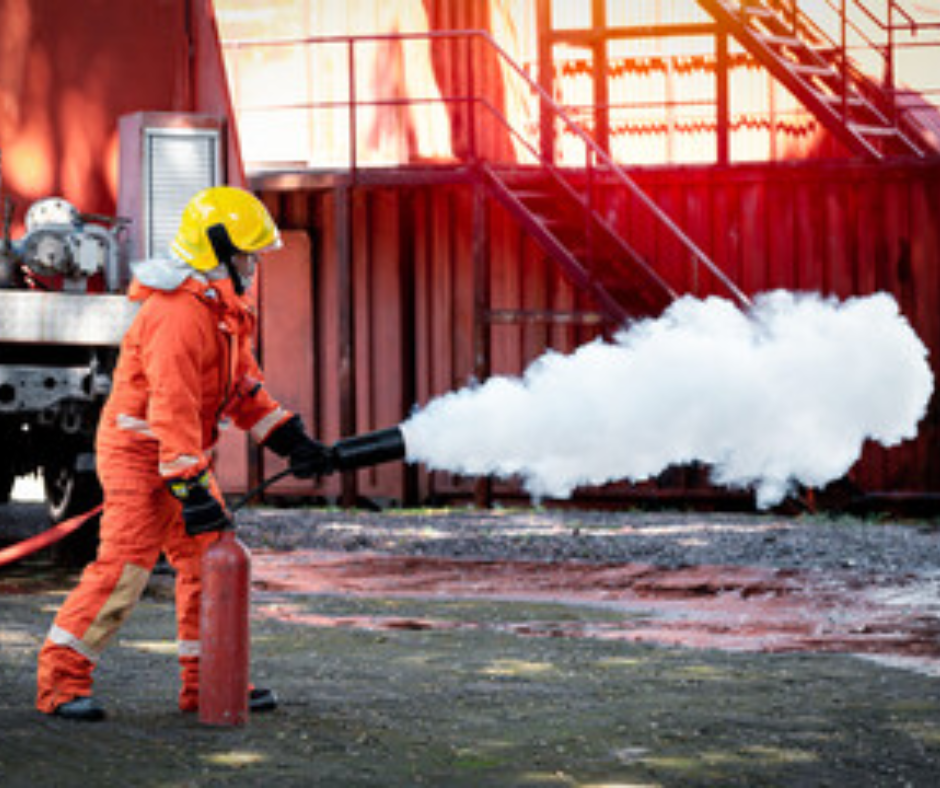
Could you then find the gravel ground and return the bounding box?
[235,506,940,577]
[4,500,939,578]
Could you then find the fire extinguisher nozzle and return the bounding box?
[332,426,406,471]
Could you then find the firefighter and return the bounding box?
[35,186,331,721]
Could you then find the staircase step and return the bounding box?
[791,62,836,78]
[697,0,930,160]
[740,4,774,19]
[754,31,805,49]
[813,90,864,107]
[848,122,901,138]
[512,189,555,200]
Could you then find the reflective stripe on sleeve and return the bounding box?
[116,413,156,438]
[159,454,203,477]
[251,406,290,444]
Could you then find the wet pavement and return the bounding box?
[252,550,940,676]
[2,501,940,786]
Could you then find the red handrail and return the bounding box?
[223,30,751,308]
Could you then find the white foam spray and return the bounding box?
[400,291,934,507]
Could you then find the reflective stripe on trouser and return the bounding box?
[35,466,219,713]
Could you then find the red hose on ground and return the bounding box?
[0,505,103,568]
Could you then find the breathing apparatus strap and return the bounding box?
[207,223,245,296]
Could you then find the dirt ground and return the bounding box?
[2,504,940,787]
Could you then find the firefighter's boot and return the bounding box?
[249,687,278,712]
[53,696,106,722]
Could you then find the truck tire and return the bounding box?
[44,460,103,566]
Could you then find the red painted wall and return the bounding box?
[253,159,940,508]
[0,0,240,229]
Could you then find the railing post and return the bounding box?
[537,0,555,165]
[336,183,357,508]
[472,178,491,508]
[348,38,357,180]
[467,34,477,162]
[886,1,897,124]
[585,146,594,271]
[716,29,730,166]
[841,0,848,124]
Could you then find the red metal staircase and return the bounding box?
[475,34,750,327]
[697,0,935,160]
[226,30,753,325]
[478,165,676,326]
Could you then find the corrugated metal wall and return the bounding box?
[234,158,940,507]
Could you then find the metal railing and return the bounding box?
[224,30,749,307]
[769,0,940,129]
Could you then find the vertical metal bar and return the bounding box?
[536,0,555,165]
[768,71,778,161]
[348,38,357,180]
[716,30,730,166]
[585,146,594,274]
[399,188,419,506]
[665,56,675,164]
[887,1,897,124]
[304,0,315,164]
[841,0,848,124]
[472,179,492,508]
[337,186,357,507]
[592,0,609,156]
[342,38,358,506]
[467,34,476,162]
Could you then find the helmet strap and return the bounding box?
[207,223,245,296]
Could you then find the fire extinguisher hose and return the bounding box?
[228,467,294,514]
[0,505,104,569]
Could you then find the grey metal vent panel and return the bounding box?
[145,130,221,258]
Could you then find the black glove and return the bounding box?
[264,415,333,479]
[167,471,232,536]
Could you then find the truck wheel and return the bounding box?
[44,462,103,566]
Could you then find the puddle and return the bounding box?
[252,551,940,673]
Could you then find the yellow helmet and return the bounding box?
[171,186,281,272]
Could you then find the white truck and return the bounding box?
[0,195,138,558]
[0,113,227,561]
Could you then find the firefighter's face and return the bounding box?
[232,252,259,290]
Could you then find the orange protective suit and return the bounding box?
[36,274,291,714]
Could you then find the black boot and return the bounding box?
[53,696,106,722]
[180,688,278,714]
[249,687,277,713]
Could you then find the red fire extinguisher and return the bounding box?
[199,530,251,726]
